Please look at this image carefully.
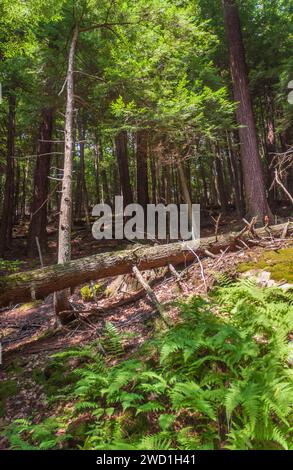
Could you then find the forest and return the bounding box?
[0,0,292,455]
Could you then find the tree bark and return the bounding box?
[27,107,54,255]
[150,152,157,204]
[136,130,149,208]
[0,93,16,256]
[0,222,290,309]
[222,0,272,221]
[177,160,193,226]
[226,131,244,216]
[213,146,228,214]
[115,130,133,206]
[54,25,79,318]
[265,96,277,207]
[75,114,90,224]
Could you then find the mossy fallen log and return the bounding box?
[0,223,291,308]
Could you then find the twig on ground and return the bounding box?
[132,266,171,326]
[187,247,207,292]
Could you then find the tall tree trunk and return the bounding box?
[136,130,149,208]
[21,161,29,218]
[75,114,89,224]
[27,107,54,255]
[177,160,193,227]
[54,25,79,320]
[214,146,229,214]
[115,130,133,206]
[112,159,120,205]
[199,160,209,209]
[96,138,110,203]
[227,131,244,216]
[0,93,16,256]
[222,0,272,221]
[14,160,20,224]
[94,141,101,203]
[150,152,157,204]
[265,96,277,207]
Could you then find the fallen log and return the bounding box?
[0,223,291,308]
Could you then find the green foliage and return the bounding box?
[0,259,21,275]
[80,283,104,302]
[0,380,18,417]
[3,281,293,450]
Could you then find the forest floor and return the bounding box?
[0,212,292,449]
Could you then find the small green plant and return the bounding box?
[0,259,21,275]
[80,283,104,301]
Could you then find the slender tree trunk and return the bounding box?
[265,96,277,207]
[54,25,79,319]
[75,115,89,224]
[199,160,208,209]
[222,0,272,221]
[14,160,20,224]
[21,161,28,218]
[115,130,133,206]
[94,141,101,203]
[0,93,16,256]
[27,107,54,255]
[160,165,166,203]
[210,165,219,207]
[75,146,82,220]
[136,130,149,208]
[112,159,120,204]
[214,146,228,214]
[227,131,244,216]
[96,138,110,203]
[165,165,171,205]
[150,152,157,204]
[177,160,193,227]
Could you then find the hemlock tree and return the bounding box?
[222,0,272,221]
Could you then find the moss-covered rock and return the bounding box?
[238,247,293,283]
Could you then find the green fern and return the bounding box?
[3,281,292,451]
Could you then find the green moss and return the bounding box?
[238,247,293,283]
